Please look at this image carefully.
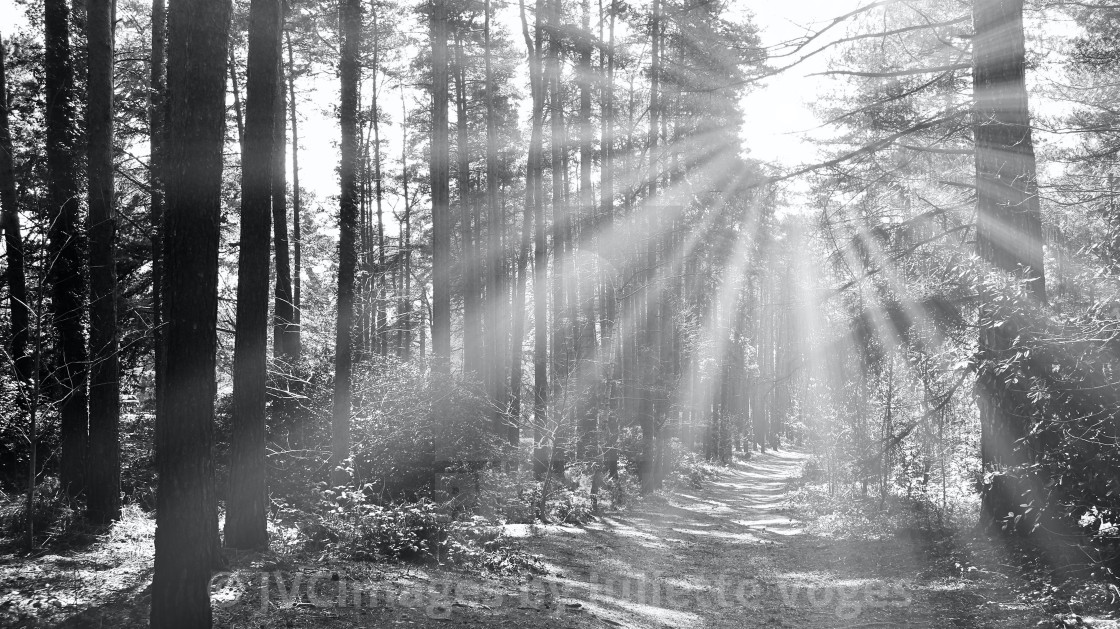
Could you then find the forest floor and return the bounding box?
[2,448,1117,628]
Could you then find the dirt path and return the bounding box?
[6,448,1052,628]
[507,447,1046,629]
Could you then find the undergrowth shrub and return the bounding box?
[119,412,157,510]
[274,484,540,573]
[348,361,505,500]
[476,461,630,524]
[549,487,595,524]
[344,498,451,561]
[969,291,1120,576]
[661,441,717,491]
[0,478,81,543]
[792,450,982,539]
[477,468,538,523]
[258,350,337,508]
[0,378,59,494]
[792,481,952,541]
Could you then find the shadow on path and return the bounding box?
[2,448,1048,628]
[517,447,1045,628]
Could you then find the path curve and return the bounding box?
[512,447,1045,628]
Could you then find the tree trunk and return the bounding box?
[972,0,1046,466]
[45,0,89,500]
[1,33,34,544]
[546,0,567,405]
[371,17,387,359]
[531,0,549,474]
[639,0,661,495]
[484,0,506,432]
[420,286,428,358]
[972,0,1047,524]
[150,0,167,450]
[431,0,451,372]
[621,80,637,458]
[85,0,121,525]
[972,0,1045,304]
[225,0,281,550]
[455,34,481,376]
[399,85,412,359]
[272,47,296,363]
[544,0,572,479]
[151,0,231,622]
[355,80,369,361]
[513,0,544,447]
[356,108,370,361]
[576,0,597,463]
[598,0,615,341]
[285,31,302,356]
[0,33,31,384]
[332,0,361,486]
[601,0,619,480]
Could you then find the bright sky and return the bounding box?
[739,0,866,168]
[0,1,28,32]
